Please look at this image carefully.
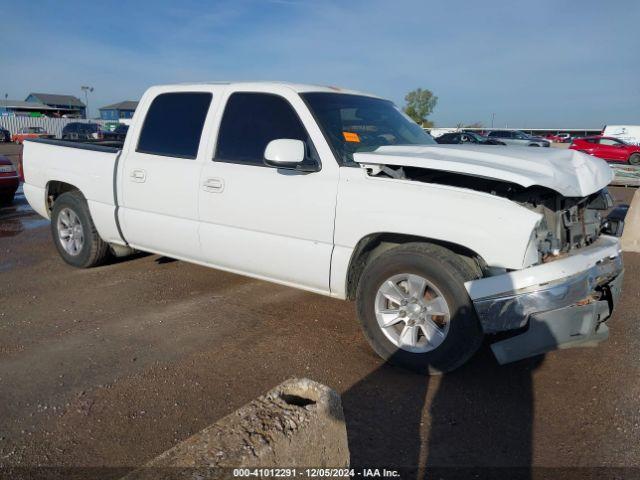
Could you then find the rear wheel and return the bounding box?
[51,191,110,268]
[356,242,484,374]
[629,153,640,166]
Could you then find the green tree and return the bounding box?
[404,88,438,126]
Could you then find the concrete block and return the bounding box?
[122,378,349,479]
[622,188,640,252]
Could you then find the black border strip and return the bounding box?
[112,151,128,245]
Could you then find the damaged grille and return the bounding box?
[524,189,612,261]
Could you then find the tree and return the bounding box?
[404,88,438,127]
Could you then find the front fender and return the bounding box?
[329,168,541,298]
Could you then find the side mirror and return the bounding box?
[264,139,307,169]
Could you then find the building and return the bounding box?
[99,101,138,121]
[25,93,86,118]
[0,99,58,117]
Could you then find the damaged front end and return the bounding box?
[359,161,625,365]
[514,186,618,266]
[466,237,623,364]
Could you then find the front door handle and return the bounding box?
[130,169,146,183]
[202,177,224,193]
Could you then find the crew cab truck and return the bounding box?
[22,82,624,373]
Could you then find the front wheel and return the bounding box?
[356,243,484,374]
[629,153,640,166]
[51,191,110,268]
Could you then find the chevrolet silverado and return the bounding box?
[22,82,624,373]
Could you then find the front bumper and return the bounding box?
[465,236,624,364]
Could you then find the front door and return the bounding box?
[597,138,626,161]
[198,90,338,293]
[120,91,212,259]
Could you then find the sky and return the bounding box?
[1,0,639,128]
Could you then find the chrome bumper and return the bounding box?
[465,236,624,364]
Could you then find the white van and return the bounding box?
[602,125,640,145]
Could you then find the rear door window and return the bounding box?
[137,92,212,159]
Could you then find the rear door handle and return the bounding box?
[202,177,224,193]
[130,169,146,183]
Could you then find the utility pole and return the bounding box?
[491,112,495,128]
[81,86,94,119]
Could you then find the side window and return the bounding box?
[215,92,318,167]
[137,92,212,159]
[599,138,619,146]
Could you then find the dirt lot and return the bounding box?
[1,143,639,477]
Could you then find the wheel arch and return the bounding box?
[45,180,83,212]
[344,232,487,301]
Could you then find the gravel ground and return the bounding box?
[1,143,639,477]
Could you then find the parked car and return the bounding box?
[22,82,622,374]
[0,154,19,205]
[12,127,54,144]
[436,131,505,145]
[487,130,550,147]
[546,133,572,143]
[602,125,640,146]
[61,122,104,141]
[570,136,640,165]
[102,124,129,142]
[0,127,11,143]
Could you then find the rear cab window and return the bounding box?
[137,92,212,159]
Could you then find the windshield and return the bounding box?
[301,92,435,163]
[466,132,486,141]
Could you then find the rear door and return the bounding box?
[197,87,339,293]
[119,89,213,259]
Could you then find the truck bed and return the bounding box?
[22,138,124,245]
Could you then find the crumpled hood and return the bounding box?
[354,144,613,197]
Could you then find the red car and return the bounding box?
[570,136,640,165]
[12,126,54,144]
[0,154,19,205]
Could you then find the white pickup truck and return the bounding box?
[22,82,624,373]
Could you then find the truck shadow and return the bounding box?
[341,308,550,479]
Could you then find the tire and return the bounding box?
[50,191,110,268]
[356,242,484,374]
[529,143,540,147]
[629,153,640,166]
